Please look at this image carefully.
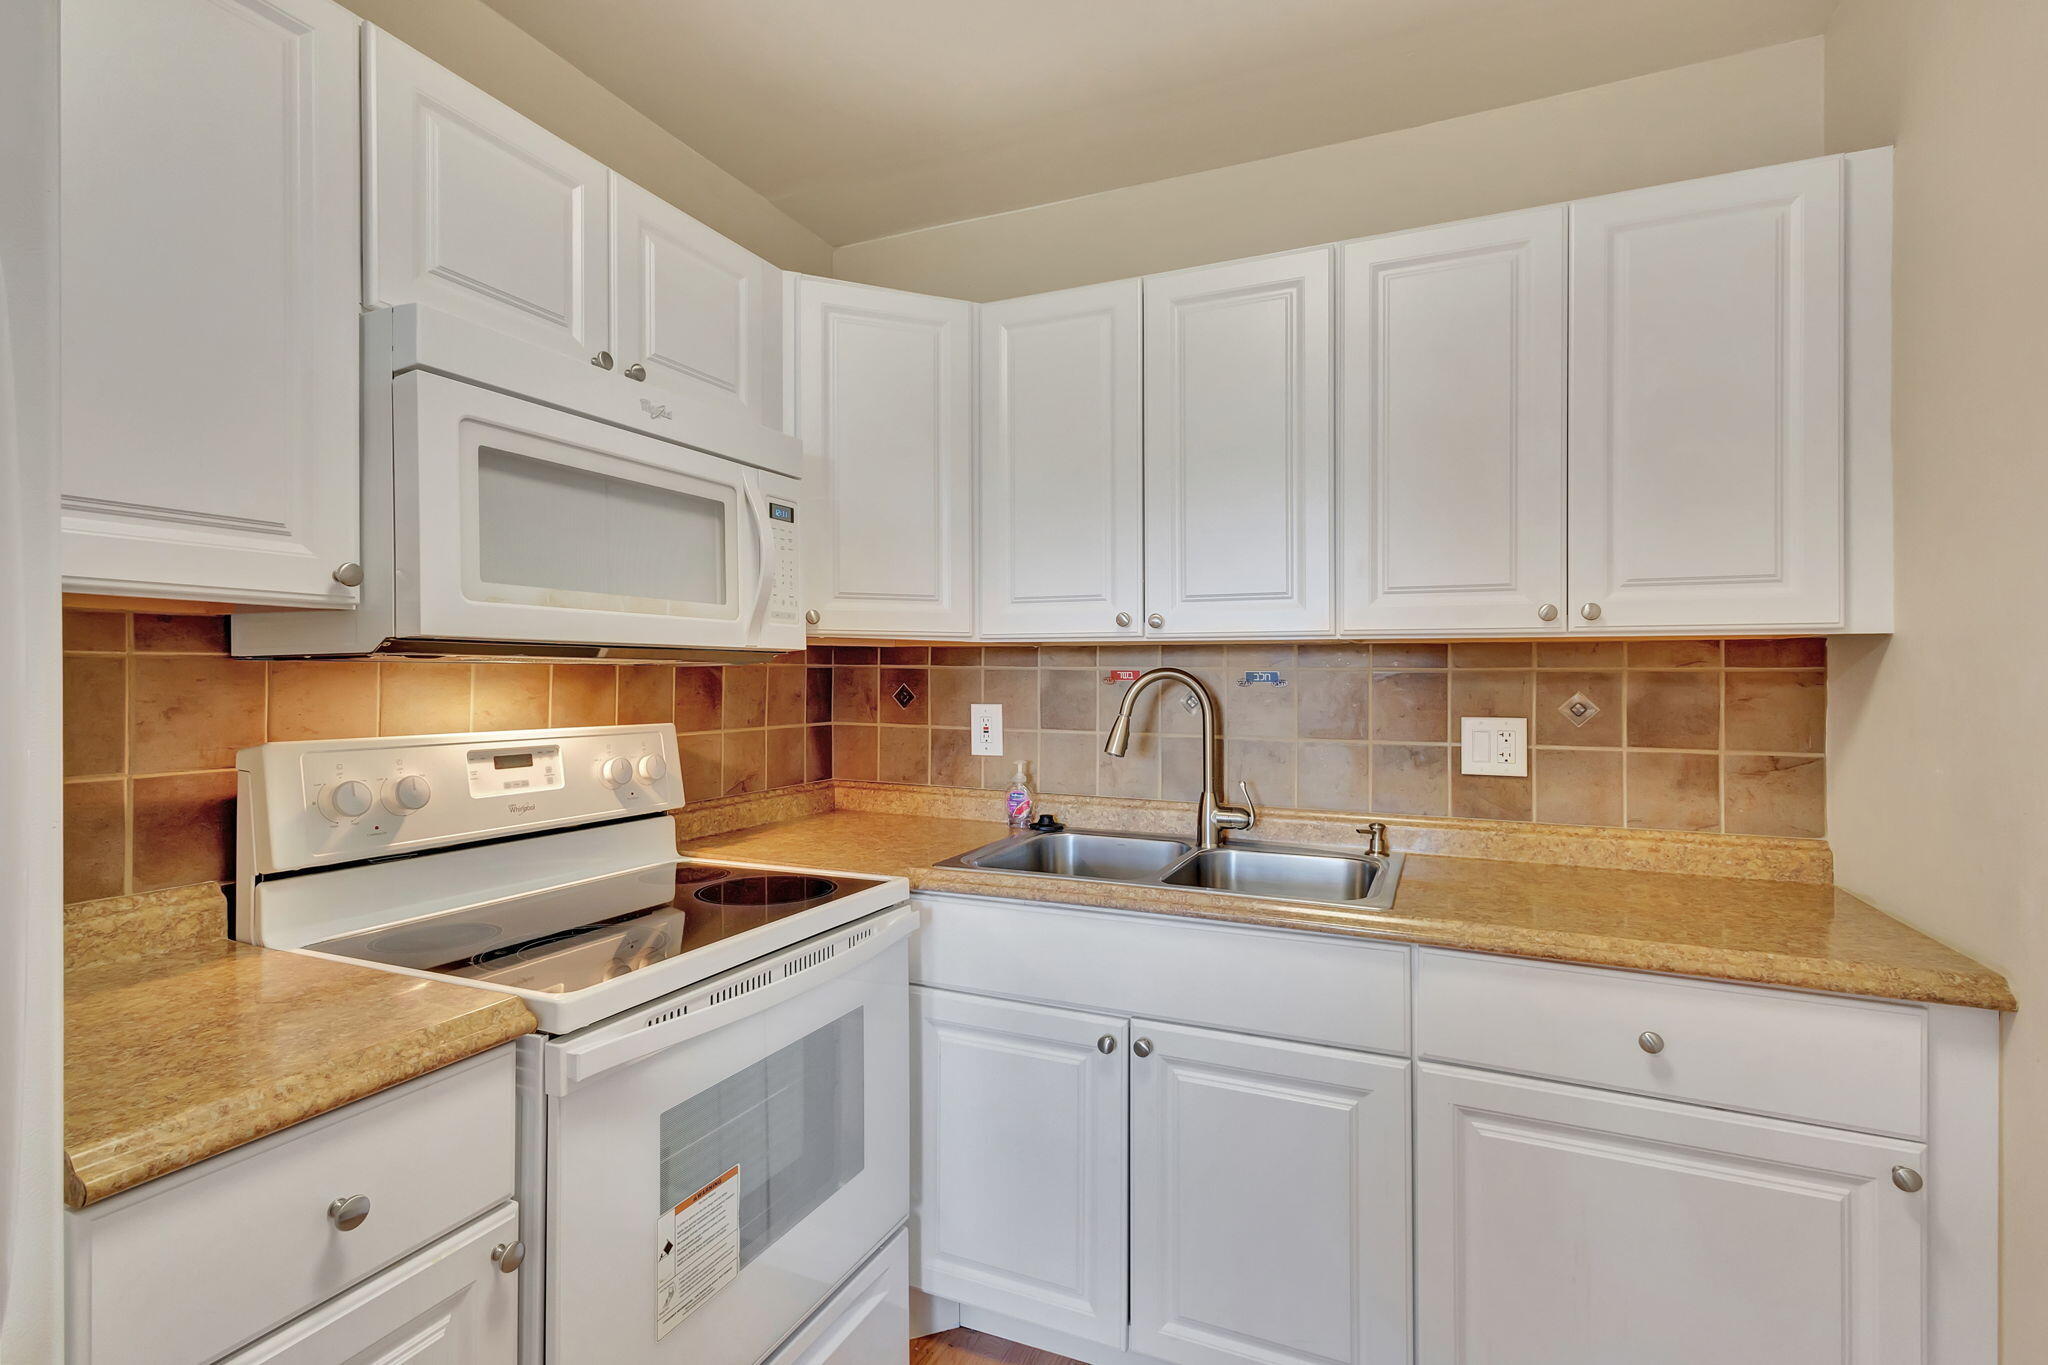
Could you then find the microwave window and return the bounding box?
[476,447,727,607]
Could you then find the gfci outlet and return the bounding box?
[970,704,1004,756]
[1460,716,1528,777]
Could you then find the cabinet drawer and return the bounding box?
[1415,951,1925,1137]
[70,1047,515,1365]
[912,894,1409,1054]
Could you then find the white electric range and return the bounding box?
[235,724,914,1365]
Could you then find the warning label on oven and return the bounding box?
[655,1164,741,1339]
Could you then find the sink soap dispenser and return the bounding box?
[1005,762,1035,829]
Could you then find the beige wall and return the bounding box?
[1823,1,2048,1360]
[337,0,832,274]
[832,38,1825,301]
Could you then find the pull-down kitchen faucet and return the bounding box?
[1103,667,1255,850]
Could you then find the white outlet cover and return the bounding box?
[1459,716,1528,777]
[970,703,1004,756]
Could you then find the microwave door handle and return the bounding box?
[741,480,775,635]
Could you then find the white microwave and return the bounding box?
[234,306,804,661]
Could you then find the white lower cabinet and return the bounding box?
[1415,1063,1926,1365]
[218,1203,520,1364]
[1128,1023,1410,1365]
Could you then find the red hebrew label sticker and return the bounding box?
[1105,669,1141,682]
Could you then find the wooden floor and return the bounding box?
[910,1328,1084,1365]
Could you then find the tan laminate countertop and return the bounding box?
[65,886,536,1209]
[687,810,2015,1012]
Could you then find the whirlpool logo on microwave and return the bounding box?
[508,802,537,814]
[639,398,674,420]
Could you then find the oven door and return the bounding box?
[395,371,777,650]
[542,915,911,1365]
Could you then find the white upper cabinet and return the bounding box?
[60,0,363,606]
[1128,1023,1411,1365]
[978,281,1144,640]
[613,177,781,431]
[1144,250,1334,637]
[796,278,976,637]
[1416,1063,1926,1365]
[365,27,611,365]
[1338,208,1568,635]
[1568,157,1847,632]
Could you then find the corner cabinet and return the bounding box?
[977,282,1145,640]
[1143,250,1335,638]
[59,0,363,607]
[794,278,976,637]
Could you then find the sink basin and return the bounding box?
[1159,847,1386,905]
[962,831,1193,881]
[938,829,1402,910]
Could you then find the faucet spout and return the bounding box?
[1103,667,1255,850]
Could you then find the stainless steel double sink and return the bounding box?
[937,829,1404,911]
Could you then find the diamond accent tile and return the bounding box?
[1559,691,1602,728]
[891,683,917,709]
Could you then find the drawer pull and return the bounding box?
[1891,1165,1924,1194]
[327,1194,371,1232]
[1637,1031,1666,1055]
[493,1240,527,1273]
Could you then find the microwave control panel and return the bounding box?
[766,498,800,626]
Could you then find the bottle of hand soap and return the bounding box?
[1005,761,1035,829]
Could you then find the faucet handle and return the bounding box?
[1356,823,1390,857]
[1237,780,1259,828]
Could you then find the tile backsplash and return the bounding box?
[826,639,1827,839]
[60,610,830,901]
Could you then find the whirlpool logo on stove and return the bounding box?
[508,802,537,814]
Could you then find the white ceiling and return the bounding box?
[476,0,1835,245]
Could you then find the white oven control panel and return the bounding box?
[239,724,684,875]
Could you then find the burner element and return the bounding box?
[693,874,839,907]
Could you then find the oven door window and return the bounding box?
[659,1007,865,1268]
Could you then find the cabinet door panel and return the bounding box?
[912,988,1127,1347]
[1416,1064,1924,1365]
[366,27,610,363]
[60,0,361,606]
[978,281,1144,639]
[1129,1022,1410,1365]
[797,279,975,637]
[614,177,777,430]
[1144,250,1333,637]
[1568,159,1846,631]
[1339,209,1567,635]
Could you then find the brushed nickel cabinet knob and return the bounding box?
[493,1240,527,1273]
[1891,1165,1924,1193]
[623,363,647,381]
[332,562,364,588]
[1115,612,1133,628]
[1637,1031,1665,1055]
[1146,613,1165,629]
[327,1194,371,1231]
[590,351,614,370]
[1097,1034,1117,1054]
[1580,602,1603,621]
[1537,603,1559,622]
[1132,1038,1154,1058]
[804,609,821,626]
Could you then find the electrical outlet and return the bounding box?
[1459,716,1528,777]
[970,703,1004,756]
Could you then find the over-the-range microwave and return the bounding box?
[233,306,804,662]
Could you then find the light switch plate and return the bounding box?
[970,704,1004,756]
[1459,716,1528,777]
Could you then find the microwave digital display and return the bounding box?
[492,753,534,770]
[769,503,796,523]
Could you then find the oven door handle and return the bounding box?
[546,905,917,1094]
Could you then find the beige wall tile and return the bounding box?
[1298,742,1372,811]
[1297,670,1370,740]
[677,731,721,802]
[983,645,1040,666]
[1628,639,1721,669]
[879,667,930,725]
[930,647,983,666]
[132,614,227,654]
[1226,738,1296,806]
[832,646,879,665]
[1227,644,1297,671]
[982,668,1040,728]
[1626,671,1720,749]
[765,726,806,789]
[1626,752,1720,831]
[64,779,127,902]
[1370,671,1449,743]
[675,666,724,732]
[472,663,550,733]
[721,664,767,729]
[931,728,980,788]
[1533,670,1624,747]
[832,666,879,723]
[987,732,1039,790]
[131,656,268,771]
[64,655,126,777]
[1097,736,1161,799]
[1533,748,1624,827]
[269,660,379,741]
[1296,642,1374,667]
[377,661,472,737]
[880,645,930,665]
[1039,645,1099,667]
[833,724,879,781]
[929,666,982,729]
[1040,669,1097,732]
[1724,670,1826,753]
[1725,754,1825,837]
[62,609,127,652]
[1372,643,1448,668]
[619,665,677,725]
[1450,671,1532,730]
[1372,743,1449,816]
[1099,644,1161,670]
[721,729,766,795]
[131,771,235,892]
[805,725,833,781]
[1452,760,1533,821]
[1452,641,1533,668]
[1159,643,1228,667]
[1725,637,1827,668]
[1536,640,1626,668]
[764,665,807,727]
[549,665,618,728]
[1038,730,1099,797]
[1220,674,1296,739]
[878,726,931,784]
[807,668,833,724]
[1160,736,1204,802]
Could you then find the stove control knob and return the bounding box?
[636,753,668,785]
[598,756,634,789]
[317,779,373,822]
[384,774,432,815]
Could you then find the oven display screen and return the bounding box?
[769,503,796,523]
[493,753,534,770]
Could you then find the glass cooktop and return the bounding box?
[306,861,888,995]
